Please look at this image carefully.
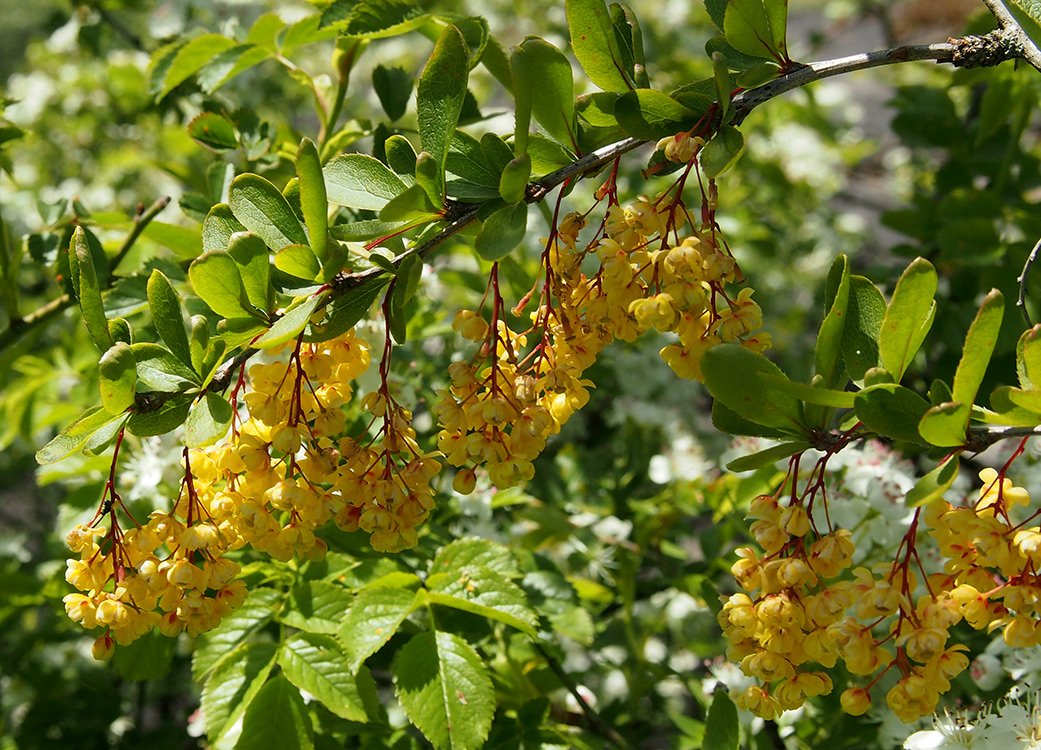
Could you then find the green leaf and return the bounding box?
[386,134,419,178]
[70,227,112,352]
[499,155,531,204]
[275,244,322,282]
[188,112,238,150]
[234,675,313,750]
[918,402,971,448]
[710,400,793,440]
[701,344,804,432]
[815,254,850,389]
[431,538,521,577]
[323,0,428,37]
[512,37,576,150]
[699,126,745,178]
[280,580,353,635]
[705,0,727,30]
[1007,387,1041,414]
[723,0,789,62]
[952,289,1004,406]
[199,643,276,746]
[879,257,937,381]
[203,203,247,253]
[189,250,262,320]
[143,221,204,261]
[306,276,390,343]
[427,566,538,635]
[194,588,284,681]
[131,342,200,392]
[712,50,733,121]
[417,24,470,198]
[1017,325,1041,388]
[394,631,495,750]
[185,392,234,448]
[755,373,856,409]
[565,0,634,92]
[854,384,932,443]
[229,173,309,250]
[339,577,422,671]
[127,396,191,437]
[324,154,409,210]
[842,275,886,380]
[614,89,696,141]
[278,633,377,722]
[98,342,137,414]
[296,138,328,259]
[611,3,650,88]
[157,34,238,99]
[198,45,271,94]
[147,269,192,365]
[475,203,528,261]
[373,64,413,121]
[906,454,960,507]
[36,406,125,464]
[254,292,327,349]
[379,184,439,223]
[703,689,739,750]
[415,151,445,209]
[227,232,273,315]
[725,441,811,472]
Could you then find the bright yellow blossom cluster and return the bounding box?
[722,467,1041,723]
[437,177,768,490]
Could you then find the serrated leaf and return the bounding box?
[197,44,270,94]
[394,631,494,750]
[188,112,238,150]
[427,565,538,635]
[373,65,413,121]
[157,34,238,99]
[512,37,576,150]
[70,227,112,352]
[725,441,811,472]
[280,580,353,635]
[614,89,696,141]
[566,0,634,92]
[854,384,931,443]
[254,292,327,349]
[952,289,1004,406]
[701,344,804,433]
[278,633,377,722]
[194,588,284,681]
[226,232,273,315]
[475,203,528,261]
[907,454,960,507]
[189,250,262,320]
[185,392,234,448]
[201,642,277,745]
[296,138,328,259]
[431,538,520,577]
[230,173,309,250]
[879,257,937,381]
[339,577,422,671]
[131,342,200,392]
[918,401,971,447]
[418,24,470,198]
[324,154,408,210]
[322,0,428,37]
[234,675,312,750]
[36,406,125,464]
[700,125,745,177]
[703,690,739,750]
[723,0,789,62]
[99,342,137,414]
[147,269,192,365]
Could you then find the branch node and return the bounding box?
[950,29,1022,68]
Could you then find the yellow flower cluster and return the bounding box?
[723,467,1041,723]
[64,328,440,657]
[437,185,768,490]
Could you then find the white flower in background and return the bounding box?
[903,710,980,749]
[979,691,1041,749]
[972,653,1005,692]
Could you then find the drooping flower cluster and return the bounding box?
[722,456,1041,723]
[437,158,768,490]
